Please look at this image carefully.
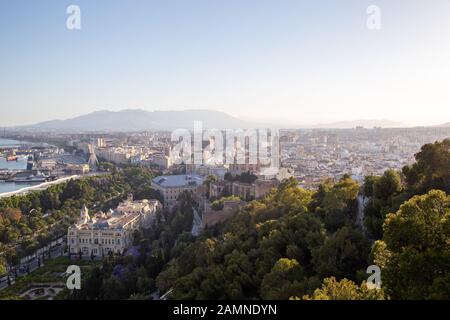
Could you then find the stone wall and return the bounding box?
[202,200,245,229]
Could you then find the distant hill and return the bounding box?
[308,119,405,129]
[11,110,416,132]
[436,122,450,127]
[14,109,263,132]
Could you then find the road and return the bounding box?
[0,241,66,291]
[0,172,110,198]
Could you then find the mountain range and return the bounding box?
[14,109,260,132]
[9,109,448,132]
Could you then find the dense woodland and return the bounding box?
[68,139,449,300]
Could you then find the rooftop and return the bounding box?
[73,198,160,231]
[152,174,204,188]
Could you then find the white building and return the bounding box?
[96,138,106,148]
[96,147,134,164]
[67,195,162,258]
[152,153,172,169]
[151,174,205,207]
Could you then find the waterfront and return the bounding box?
[0,181,40,195]
[0,175,79,198]
[0,156,27,171]
[0,138,36,194]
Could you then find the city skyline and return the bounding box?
[1,0,450,127]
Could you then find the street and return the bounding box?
[0,241,66,291]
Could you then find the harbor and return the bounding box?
[0,138,100,197]
[0,141,34,194]
[0,175,80,198]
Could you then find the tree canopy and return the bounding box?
[372,190,450,299]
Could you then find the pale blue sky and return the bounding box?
[1,0,450,126]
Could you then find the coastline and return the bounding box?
[0,172,110,199]
[0,175,80,198]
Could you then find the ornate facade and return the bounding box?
[67,194,162,258]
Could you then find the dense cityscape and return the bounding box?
[0,1,449,315]
[0,124,448,301]
[2,125,449,190]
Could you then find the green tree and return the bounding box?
[312,176,359,232]
[261,258,304,300]
[300,277,385,300]
[0,258,6,275]
[83,267,103,299]
[364,169,406,239]
[363,175,378,197]
[372,190,450,299]
[373,169,402,200]
[312,227,370,281]
[136,265,154,294]
[403,139,450,194]
[204,175,218,199]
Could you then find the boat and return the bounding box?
[11,170,48,183]
[5,150,18,162]
[13,174,47,183]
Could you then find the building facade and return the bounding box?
[67,195,162,258]
[209,179,279,201]
[202,199,245,229]
[151,174,205,207]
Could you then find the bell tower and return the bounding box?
[79,205,90,224]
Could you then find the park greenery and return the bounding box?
[298,276,385,300]
[0,257,100,300]
[0,163,160,272]
[363,138,450,239]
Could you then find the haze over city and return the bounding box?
[1,0,450,127]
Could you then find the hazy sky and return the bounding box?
[1,0,450,127]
